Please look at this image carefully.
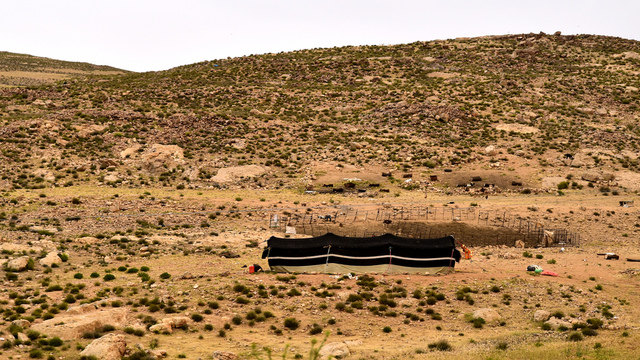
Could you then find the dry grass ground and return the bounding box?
[0,186,639,360]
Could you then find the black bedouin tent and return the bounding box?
[262,233,461,275]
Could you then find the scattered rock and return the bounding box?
[79,333,126,360]
[146,349,168,359]
[212,351,238,360]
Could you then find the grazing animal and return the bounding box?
[318,215,332,221]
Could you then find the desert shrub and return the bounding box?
[568,332,583,342]
[48,336,63,347]
[382,326,392,333]
[74,273,83,279]
[246,311,257,320]
[283,318,299,330]
[159,272,171,279]
[232,315,242,325]
[191,314,203,322]
[473,317,485,328]
[522,251,533,258]
[587,318,603,329]
[29,348,44,358]
[103,274,115,281]
[496,342,508,350]
[204,324,214,331]
[26,329,40,340]
[90,272,100,278]
[235,296,250,305]
[309,323,323,335]
[428,340,451,351]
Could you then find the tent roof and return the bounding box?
[267,232,456,250]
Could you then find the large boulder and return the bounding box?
[533,310,551,322]
[484,145,497,156]
[319,342,350,359]
[141,144,185,173]
[545,317,572,329]
[79,333,126,360]
[149,323,172,334]
[31,307,127,340]
[582,171,602,182]
[160,316,189,329]
[39,252,62,267]
[210,165,266,183]
[7,256,30,272]
[120,144,142,159]
[472,308,501,323]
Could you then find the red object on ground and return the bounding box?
[249,265,255,274]
[541,270,559,277]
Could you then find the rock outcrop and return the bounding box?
[79,333,126,360]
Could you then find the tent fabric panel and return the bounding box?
[267,233,456,250]
[269,263,455,275]
[267,246,458,260]
[268,255,456,268]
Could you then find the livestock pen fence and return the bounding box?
[269,205,581,247]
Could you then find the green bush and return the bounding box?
[568,332,583,342]
[283,318,299,330]
[382,326,392,333]
[74,273,83,279]
[428,339,451,351]
[90,272,100,278]
[159,272,171,279]
[191,314,203,322]
[103,274,115,281]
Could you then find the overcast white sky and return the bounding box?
[2,0,638,72]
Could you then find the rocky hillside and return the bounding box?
[0,51,126,87]
[0,33,639,193]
